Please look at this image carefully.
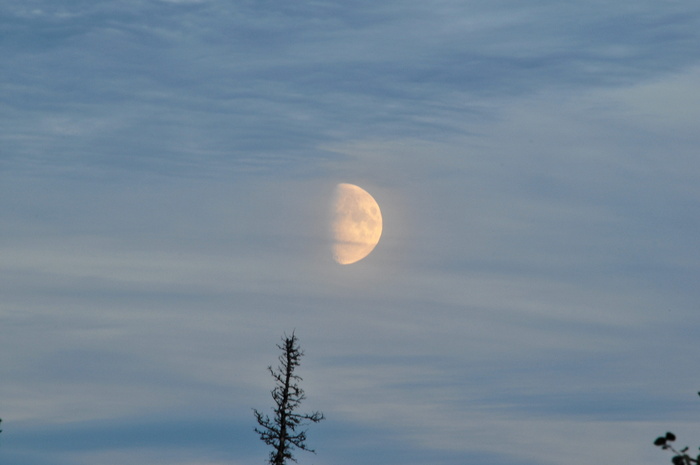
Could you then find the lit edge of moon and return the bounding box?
[332,183,383,265]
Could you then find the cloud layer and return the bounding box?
[2,1,700,465]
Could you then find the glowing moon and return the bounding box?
[332,183,383,265]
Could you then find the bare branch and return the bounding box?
[253,332,324,465]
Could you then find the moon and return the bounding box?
[332,183,383,265]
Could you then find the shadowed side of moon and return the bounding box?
[332,183,383,265]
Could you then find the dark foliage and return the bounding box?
[652,393,700,465]
[253,332,324,465]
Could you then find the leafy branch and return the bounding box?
[653,392,700,465]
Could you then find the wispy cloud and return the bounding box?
[2,1,700,464]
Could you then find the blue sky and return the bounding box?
[1,1,700,464]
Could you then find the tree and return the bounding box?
[653,392,700,464]
[253,332,324,465]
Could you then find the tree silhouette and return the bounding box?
[653,392,700,464]
[253,332,324,465]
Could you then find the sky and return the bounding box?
[1,0,700,464]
